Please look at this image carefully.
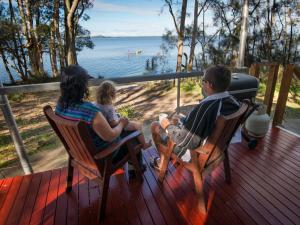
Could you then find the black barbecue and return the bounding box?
[228,73,260,149]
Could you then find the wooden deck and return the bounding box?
[0,126,300,225]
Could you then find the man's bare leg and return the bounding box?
[150,121,174,182]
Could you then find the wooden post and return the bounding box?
[249,63,260,78]
[176,78,181,114]
[273,64,294,126]
[0,81,33,175]
[263,64,279,115]
[294,66,300,80]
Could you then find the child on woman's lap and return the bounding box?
[95,81,151,150]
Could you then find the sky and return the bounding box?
[2,0,214,37]
[83,0,195,37]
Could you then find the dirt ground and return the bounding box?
[0,80,299,178]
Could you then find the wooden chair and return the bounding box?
[43,105,143,222]
[153,102,249,212]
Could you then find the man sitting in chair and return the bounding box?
[150,65,240,169]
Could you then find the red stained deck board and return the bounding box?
[0,126,299,225]
[128,178,155,225]
[253,142,300,176]
[232,142,300,190]
[142,155,186,225]
[229,150,299,224]
[260,139,300,166]
[54,168,68,225]
[0,176,23,225]
[137,172,167,225]
[230,145,300,211]
[118,172,142,225]
[29,171,52,225]
[108,174,130,225]
[5,174,33,225]
[208,169,263,225]
[177,165,243,225]
[0,177,13,210]
[18,173,43,225]
[146,150,215,225]
[67,169,79,225]
[143,151,191,225]
[42,169,61,225]
[78,173,91,225]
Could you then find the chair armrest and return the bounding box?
[194,145,210,155]
[94,130,142,160]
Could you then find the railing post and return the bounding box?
[263,64,279,115]
[273,64,294,126]
[176,78,181,114]
[249,63,260,78]
[0,80,33,175]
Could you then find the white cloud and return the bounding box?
[93,0,160,17]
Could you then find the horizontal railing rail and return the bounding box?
[0,71,203,95]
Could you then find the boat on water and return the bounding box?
[128,50,142,55]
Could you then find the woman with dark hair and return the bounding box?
[55,65,133,165]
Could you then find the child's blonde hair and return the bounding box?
[96,80,116,105]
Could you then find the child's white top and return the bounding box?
[94,103,119,123]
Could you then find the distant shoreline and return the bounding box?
[91,35,163,38]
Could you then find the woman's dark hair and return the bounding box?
[205,65,231,92]
[58,65,90,109]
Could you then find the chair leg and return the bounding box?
[193,171,207,213]
[127,141,143,181]
[223,148,231,184]
[98,174,111,223]
[158,149,170,182]
[66,159,74,192]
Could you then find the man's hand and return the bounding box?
[160,117,170,130]
[119,117,129,128]
[171,114,180,125]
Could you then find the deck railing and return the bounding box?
[1,64,297,175]
[0,71,203,175]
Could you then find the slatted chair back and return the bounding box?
[43,105,99,173]
[198,102,249,171]
[156,102,249,212]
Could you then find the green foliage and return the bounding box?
[289,80,300,104]
[258,82,266,96]
[7,93,25,103]
[117,105,136,119]
[181,79,199,92]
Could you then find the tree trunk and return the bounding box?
[286,8,293,64]
[34,0,44,70]
[237,0,249,67]
[17,0,45,77]
[176,0,188,72]
[188,0,199,72]
[49,22,59,77]
[65,0,79,65]
[8,0,28,80]
[54,0,65,70]
[0,51,15,84]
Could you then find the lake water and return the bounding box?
[0,36,177,83]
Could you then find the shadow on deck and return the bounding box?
[0,126,299,225]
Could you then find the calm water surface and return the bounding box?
[0,36,177,83]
